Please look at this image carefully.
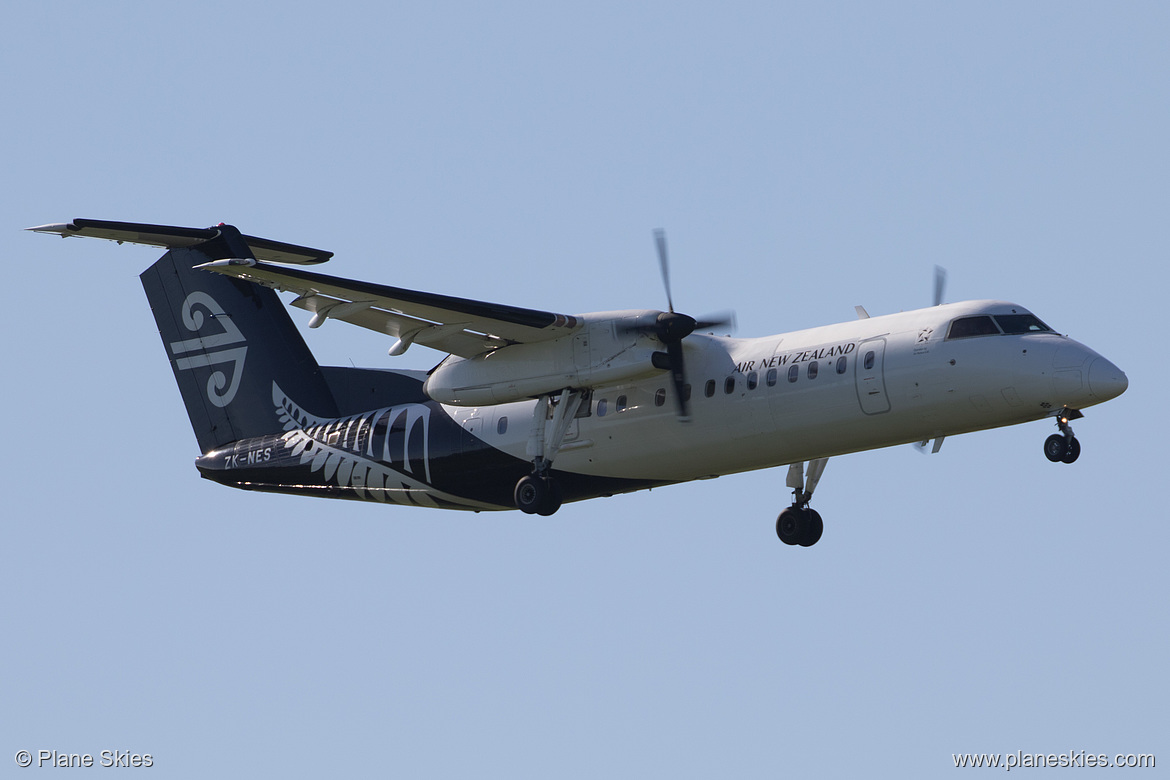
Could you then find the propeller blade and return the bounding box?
[933,265,948,307]
[654,228,674,313]
[693,310,737,333]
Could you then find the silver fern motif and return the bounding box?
[271,382,494,510]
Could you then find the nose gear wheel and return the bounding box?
[1043,407,1082,464]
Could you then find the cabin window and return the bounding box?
[946,315,1000,340]
[836,356,847,374]
[995,313,1053,334]
[864,351,875,370]
[616,395,628,412]
[766,368,777,387]
[747,371,758,390]
[808,361,818,380]
[654,388,666,407]
[724,376,736,394]
[705,379,716,398]
[597,399,607,417]
[497,416,508,435]
[788,365,799,383]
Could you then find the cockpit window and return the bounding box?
[994,314,1053,334]
[946,316,1000,340]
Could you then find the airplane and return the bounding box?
[29,218,1128,546]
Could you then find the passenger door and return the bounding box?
[855,338,891,414]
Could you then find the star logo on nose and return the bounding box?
[917,328,934,343]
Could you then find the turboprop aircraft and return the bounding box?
[30,218,1128,546]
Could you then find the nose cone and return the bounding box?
[1088,357,1128,401]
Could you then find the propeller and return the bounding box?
[640,229,735,421]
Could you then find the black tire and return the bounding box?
[535,478,563,516]
[515,474,562,515]
[514,475,545,514]
[1060,436,1081,464]
[1044,434,1068,463]
[798,509,824,547]
[776,508,807,545]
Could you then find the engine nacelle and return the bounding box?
[423,311,667,405]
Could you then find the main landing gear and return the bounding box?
[1043,407,1083,464]
[513,389,585,517]
[514,472,562,516]
[776,458,828,547]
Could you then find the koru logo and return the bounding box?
[168,291,247,408]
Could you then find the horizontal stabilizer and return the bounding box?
[27,218,332,265]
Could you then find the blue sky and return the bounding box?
[3,2,1166,777]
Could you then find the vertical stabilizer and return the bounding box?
[139,225,338,452]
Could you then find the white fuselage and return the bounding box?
[443,300,1127,485]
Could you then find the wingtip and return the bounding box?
[25,222,76,235]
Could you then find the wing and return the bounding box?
[199,259,580,358]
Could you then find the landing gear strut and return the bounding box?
[1043,407,1082,464]
[514,389,584,516]
[776,458,827,547]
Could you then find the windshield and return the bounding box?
[946,316,1000,339]
[946,312,1055,340]
[994,314,1053,334]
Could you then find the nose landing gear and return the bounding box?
[1043,407,1082,464]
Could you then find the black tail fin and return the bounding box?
[139,225,339,452]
